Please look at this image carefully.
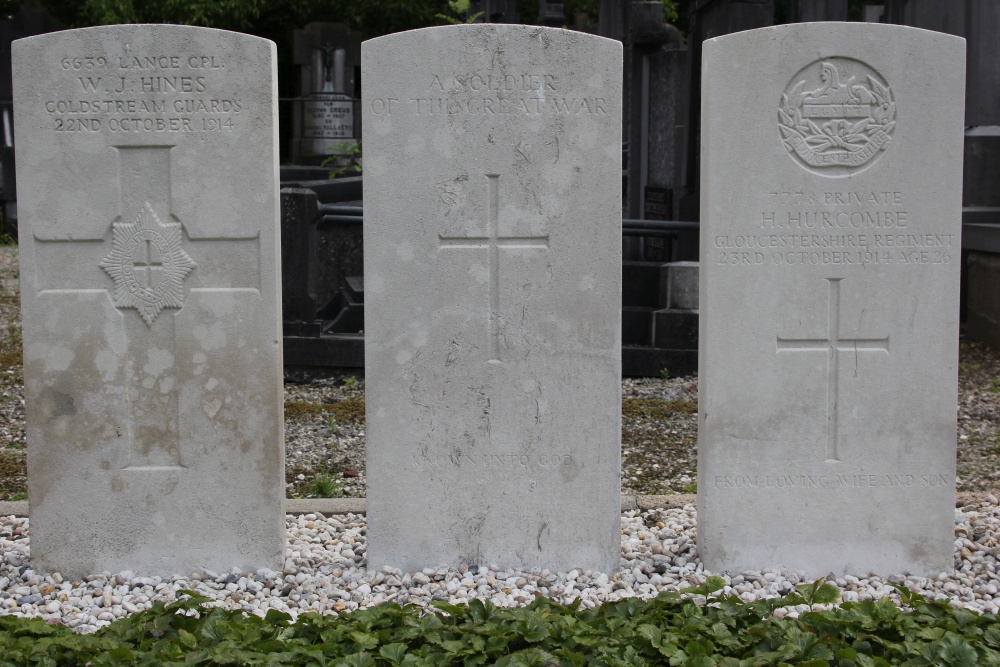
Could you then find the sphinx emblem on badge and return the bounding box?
[100,201,197,326]
[778,58,896,176]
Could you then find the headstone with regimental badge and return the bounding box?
[698,22,965,577]
[363,24,622,574]
[14,25,284,577]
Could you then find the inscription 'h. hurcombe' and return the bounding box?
[368,73,608,116]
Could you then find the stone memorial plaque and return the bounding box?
[303,94,354,140]
[699,23,965,576]
[363,25,622,573]
[14,25,284,577]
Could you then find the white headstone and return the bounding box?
[698,23,965,576]
[14,25,284,577]
[363,25,622,574]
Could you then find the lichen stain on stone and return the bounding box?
[94,349,120,382]
[39,386,76,420]
[560,456,581,483]
[203,397,222,418]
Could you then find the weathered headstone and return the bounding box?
[699,23,965,576]
[363,25,622,574]
[14,25,284,577]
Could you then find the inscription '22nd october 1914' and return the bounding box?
[45,54,241,133]
[368,73,608,116]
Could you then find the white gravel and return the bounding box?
[3,498,1000,633]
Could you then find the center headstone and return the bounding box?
[698,22,965,576]
[14,25,284,577]
[363,25,622,574]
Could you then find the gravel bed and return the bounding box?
[3,499,1000,633]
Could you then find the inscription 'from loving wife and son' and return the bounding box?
[368,73,608,117]
[714,472,952,490]
[44,54,243,134]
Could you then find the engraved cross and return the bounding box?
[132,240,165,288]
[776,278,889,462]
[438,174,549,362]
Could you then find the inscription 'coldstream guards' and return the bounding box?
[778,58,896,175]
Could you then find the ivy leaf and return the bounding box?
[177,628,198,650]
[811,583,842,605]
[341,652,377,667]
[933,634,980,665]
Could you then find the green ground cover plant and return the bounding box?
[2,581,999,666]
[283,398,366,424]
[622,398,698,420]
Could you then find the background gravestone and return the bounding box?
[363,25,622,574]
[698,22,965,576]
[290,22,361,164]
[14,25,284,577]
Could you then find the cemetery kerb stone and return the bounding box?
[698,23,965,577]
[363,25,623,574]
[14,25,284,577]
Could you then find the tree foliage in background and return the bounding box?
[16,0,684,38]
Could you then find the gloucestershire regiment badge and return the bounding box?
[779,58,896,176]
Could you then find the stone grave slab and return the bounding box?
[698,23,965,576]
[363,25,622,574]
[14,25,284,577]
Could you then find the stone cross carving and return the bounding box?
[33,145,259,469]
[776,277,889,462]
[438,174,549,362]
[132,240,165,288]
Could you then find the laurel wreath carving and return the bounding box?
[778,75,896,155]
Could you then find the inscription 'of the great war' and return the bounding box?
[45,53,242,134]
[368,73,608,117]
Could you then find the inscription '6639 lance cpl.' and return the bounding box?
[778,58,896,175]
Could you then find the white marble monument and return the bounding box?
[363,25,622,574]
[14,25,284,577]
[698,23,965,576]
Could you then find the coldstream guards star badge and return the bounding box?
[778,57,896,176]
[99,201,197,326]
